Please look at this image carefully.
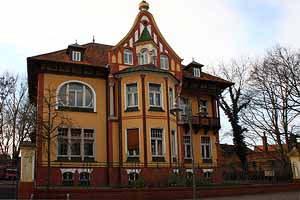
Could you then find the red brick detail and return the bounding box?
[19,182,34,199]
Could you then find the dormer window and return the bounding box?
[72,51,82,61]
[124,49,133,65]
[193,68,201,77]
[138,48,149,65]
[160,55,169,70]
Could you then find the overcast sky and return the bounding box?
[1,0,300,143]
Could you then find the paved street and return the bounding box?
[201,191,300,200]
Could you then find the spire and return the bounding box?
[137,27,152,43]
[139,1,149,11]
[92,35,95,43]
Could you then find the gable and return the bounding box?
[109,7,182,70]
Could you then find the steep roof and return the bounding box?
[136,27,152,43]
[28,42,113,67]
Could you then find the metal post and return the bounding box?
[188,99,197,200]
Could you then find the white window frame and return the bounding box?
[201,136,212,159]
[199,100,208,117]
[124,49,133,65]
[183,134,192,159]
[125,128,140,158]
[193,68,201,77]
[72,51,81,61]
[171,129,177,159]
[57,128,95,161]
[148,83,163,108]
[169,87,175,109]
[150,128,165,157]
[138,48,149,65]
[124,82,139,109]
[160,55,169,70]
[56,80,96,112]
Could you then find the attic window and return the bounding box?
[193,68,201,77]
[72,51,82,61]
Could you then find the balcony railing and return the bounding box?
[179,115,220,130]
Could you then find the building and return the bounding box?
[20,1,232,195]
[221,134,288,180]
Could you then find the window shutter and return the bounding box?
[127,129,139,150]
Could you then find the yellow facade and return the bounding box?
[41,74,107,166]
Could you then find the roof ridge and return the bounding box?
[28,42,113,60]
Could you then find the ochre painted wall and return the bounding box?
[41,74,107,166]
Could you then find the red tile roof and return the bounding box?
[254,144,287,152]
[28,43,113,67]
[183,69,233,86]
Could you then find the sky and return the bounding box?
[1,0,300,143]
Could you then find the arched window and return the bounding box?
[160,55,169,70]
[124,49,133,65]
[58,81,95,111]
[138,48,149,65]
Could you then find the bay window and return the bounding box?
[126,83,138,109]
[126,128,139,158]
[149,83,162,107]
[151,128,164,157]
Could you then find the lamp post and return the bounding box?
[171,97,197,200]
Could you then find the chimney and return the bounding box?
[262,132,268,152]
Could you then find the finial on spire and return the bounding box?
[92,35,95,43]
[139,1,149,11]
[75,39,78,44]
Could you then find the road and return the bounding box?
[201,191,300,200]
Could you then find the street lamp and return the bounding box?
[171,96,197,200]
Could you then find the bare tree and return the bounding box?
[37,87,73,188]
[0,73,17,155]
[242,46,300,174]
[5,79,36,159]
[217,59,252,176]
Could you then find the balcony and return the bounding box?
[179,115,220,130]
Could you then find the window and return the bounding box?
[72,51,81,61]
[193,68,201,77]
[127,129,139,157]
[58,128,68,158]
[204,171,212,179]
[199,100,208,117]
[151,128,164,157]
[79,172,90,186]
[126,83,138,108]
[124,49,133,65]
[62,172,74,185]
[201,137,211,159]
[183,134,192,159]
[169,88,175,109]
[149,83,162,107]
[180,97,188,116]
[160,55,169,70]
[138,48,149,65]
[128,172,139,185]
[171,130,177,159]
[57,128,94,161]
[58,82,94,111]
